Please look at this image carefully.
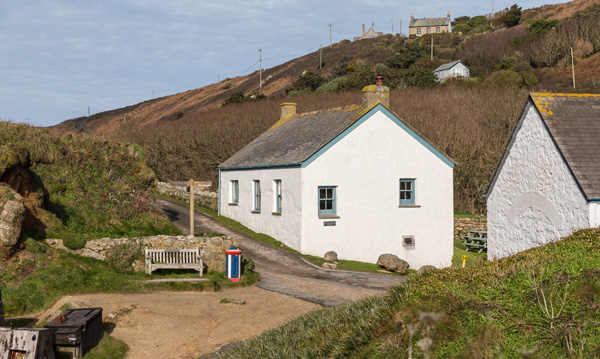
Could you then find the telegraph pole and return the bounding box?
[189,179,194,236]
[571,47,576,88]
[319,45,322,69]
[259,48,262,91]
[391,19,394,35]
[492,0,494,17]
[328,24,332,47]
[431,35,434,60]
[88,106,90,117]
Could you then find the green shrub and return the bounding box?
[519,70,538,87]
[242,257,255,273]
[497,4,522,28]
[483,70,522,87]
[83,334,129,359]
[63,238,87,250]
[494,56,516,71]
[287,71,326,93]
[316,77,348,93]
[513,61,532,72]
[528,18,559,35]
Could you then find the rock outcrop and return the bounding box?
[377,253,410,275]
[0,184,26,261]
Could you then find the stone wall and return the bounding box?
[454,217,487,239]
[156,182,218,212]
[46,235,236,273]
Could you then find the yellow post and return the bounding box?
[189,179,194,236]
[462,255,467,268]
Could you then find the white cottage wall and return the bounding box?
[590,203,600,228]
[300,110,454,269]
[219,168,303,251]
[487,105,589,260]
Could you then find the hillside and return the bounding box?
[48,0,600,214]
[217,228,600,358]
[0,121,178,249]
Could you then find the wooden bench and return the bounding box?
[144,248,203,275]
[461,230,488,253]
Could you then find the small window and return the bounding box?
[230,180,239,204]
[417,28,421,35]
[427,27,431,34]
[274,179,282,213]
[399,179,415,205]
[436,27,440,33]
[318,186,336,215]
[253,180,261,211]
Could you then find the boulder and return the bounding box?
[0,184,26,261]
[324,251,338,262]
[418,265,437,274]
[377,253,410,274]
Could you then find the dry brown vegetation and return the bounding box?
[118,86,528,214]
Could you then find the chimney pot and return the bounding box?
[280,102,297,120]
[362,76,389,108]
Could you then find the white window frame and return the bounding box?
[273,179,282,213]
[230,180,239,204]
[253,180,261,211]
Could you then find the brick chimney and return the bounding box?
[362,76,389,108]
[362,24,365,37]
[280,102,297,120]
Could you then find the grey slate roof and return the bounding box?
[409,17,450,28]
[531,93,600,199]
[488,93,600,200]
[219,105,364,169]
[434,60,461,73]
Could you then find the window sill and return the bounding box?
[228,202,238,206]
[318,215,340,219]
[251,210,261,214]
[398,205,421,208]
[272,211,282,216]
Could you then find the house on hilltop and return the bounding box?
[433,60,470,82]
[486,93,600,260]
[353,23,383,41]
[218,77,456,269]
[409,12,452,37]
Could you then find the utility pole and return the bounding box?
[319,45,322,69]
[88,106,90,117]
[391,19,394,35]
[189,179,195,236]
[492,0,494,17]
[431,35,433,60]
[152,91,154,99]
[328,24,332,47]
[571,46,576,89]
[259,48,262,91]
[399,20,402,37]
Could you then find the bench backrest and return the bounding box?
[145,248,200,264]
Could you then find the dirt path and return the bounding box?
[36,287,319,359]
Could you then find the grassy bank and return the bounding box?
[0,240,258,317]
[215,228,600,358]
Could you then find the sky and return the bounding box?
[0,0,565,127]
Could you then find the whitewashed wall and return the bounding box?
[487,105,590,260]
[220,168,303,251]
[300,110,454,269]
[590,203,600,228]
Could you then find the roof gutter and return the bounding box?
[218,163,302,171]
[588,197,600,203]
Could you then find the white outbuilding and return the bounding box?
[218,80,456,269]
[486,93,600,260]
[433,61,470,82]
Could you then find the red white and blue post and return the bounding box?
[225,247,243,282]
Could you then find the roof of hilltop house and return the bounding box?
[219,98,455,170]
[434,60,463,72]
[488,92,600,200]
[409,17,450,27]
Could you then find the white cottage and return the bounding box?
[218,80,456,269]
[433,61,470,82]
[486,93,600,260]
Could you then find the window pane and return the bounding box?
[320,201,326,210]
[326,200,332,210]
[326,189,333,198]
[320,189,326,198]
[406,192,411,200]
[406,182,412,190]
[400,182,406,190]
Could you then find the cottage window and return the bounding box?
[399,179,415,205]
[417,28,421,35]
[274,179,282,213]
[318,186,336,216]
[436,27,440,33]
[427,27,431,34]
[230,180,239,204]
[253,180,261,211]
